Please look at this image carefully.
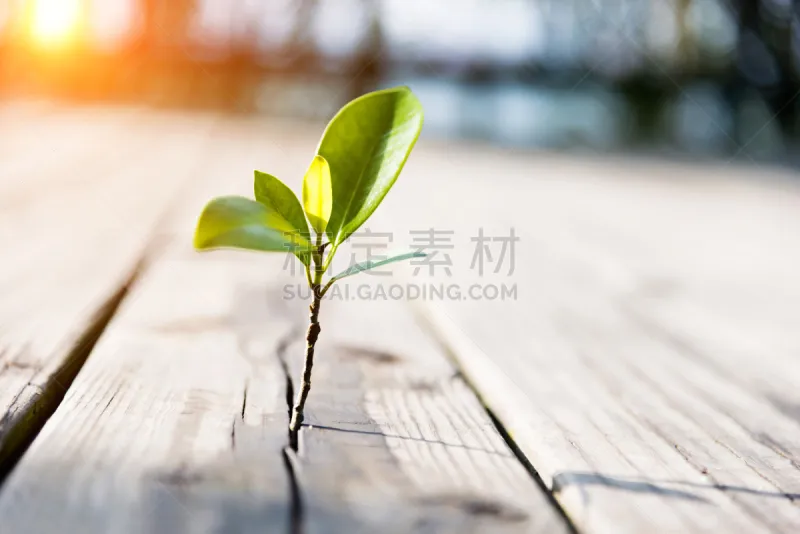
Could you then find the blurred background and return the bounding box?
[1,0,799,162]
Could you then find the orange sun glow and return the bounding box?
[29,0,82,47]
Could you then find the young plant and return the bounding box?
[193,87,425,448]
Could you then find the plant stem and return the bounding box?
[288,286,321,449]
[288,237,325,450]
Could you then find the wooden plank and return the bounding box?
[0,251,294,533]
[533,168,800,527]
[0,123,295,533]
[0,118,569,533]
[0,108,216,475]
[285,289,569,534]
[385,144,800,533]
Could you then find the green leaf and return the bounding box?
[194,196,311,257]
[254,170,309,239]
[330,251,426,282]
[253,171,312,266]
[302,155,332,235]
[318,86,424,246]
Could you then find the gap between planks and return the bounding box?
[0,273,131,484]
[278,289,570,534]
[415,310,579,534]
[0,107,219,486]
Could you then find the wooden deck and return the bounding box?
[0,101,799,533]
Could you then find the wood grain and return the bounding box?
[386,145,800,533]
[5,106,795,533]
[0,115,568,533]
[0,123,294,533]
[285,291,569,534]
[0,105,216,475]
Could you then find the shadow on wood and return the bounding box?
[552,472,800,503]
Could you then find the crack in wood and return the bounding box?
[275,325,306,534]
[0,271,137,487]
[276,330,299,428]
[413,303,580,534]
[282,447,305,534]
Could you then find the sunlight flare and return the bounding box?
[30,0,82,47]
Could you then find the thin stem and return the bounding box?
[320,277,336,297]
[288,286,321,450]
[288,236,326,450]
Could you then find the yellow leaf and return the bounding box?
[303,155,332,235]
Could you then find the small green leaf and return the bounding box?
[254,170,309,239]
[302,155,332,235]
[319,86,424,246]
[194,196,311,256]
[330,251,425,282]
[254,170,311,265]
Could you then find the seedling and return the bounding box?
[193,87,425,448]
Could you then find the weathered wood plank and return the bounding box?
[13,108,795,533]
[0,107,216,476]
[0,117,569,533]
[285,290,569,534]
[0,125,294,533]
[0,250,294,533]
[387,145,800,533]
